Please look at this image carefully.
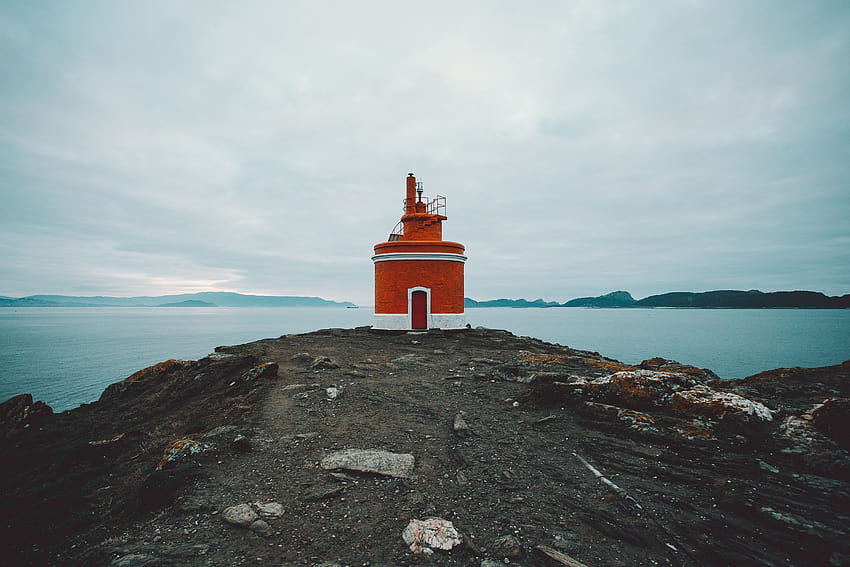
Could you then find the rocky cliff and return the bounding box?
[1,328,848,567]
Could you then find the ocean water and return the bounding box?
[1,307,848,412]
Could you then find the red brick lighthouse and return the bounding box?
[372,173,467,330]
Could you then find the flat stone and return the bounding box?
[249,519,275,537]
[222,503,258,527]
[392,354,426,366]
[110,554,159,567]
[253,501,284,518]
[320,448,415,478]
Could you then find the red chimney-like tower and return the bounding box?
[372,173,467,330]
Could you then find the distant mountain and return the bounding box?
[463,289,850,309]
[562,291,636,307]
[0,292,355,308]
[465,297,560,308]
[636,290,850,308]
[157,300,217,307]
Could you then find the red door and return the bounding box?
[411,291,427,329]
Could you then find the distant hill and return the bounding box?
[562,291,636,307]
[0,292,355,308]
[157,300,217,307]
[464,290,850,309]
[464,297,560,308]
[636,290,850,308]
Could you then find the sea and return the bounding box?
[1,307,849,412]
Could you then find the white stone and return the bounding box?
[402,518,462,554]
[320,448,415,478]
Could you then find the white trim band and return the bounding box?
[372,312,467,330]
[371,252,467,263]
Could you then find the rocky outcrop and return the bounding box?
[0,393,53,438]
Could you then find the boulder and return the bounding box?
[320,448,415,478]
[670,384,774,425]
[779,413,850,478]
[584,370,697,409]
[638,358,720,382]
[222,503,258,527]
[811,398,850,448]
[156,438,210,470]
[0,393,53,438]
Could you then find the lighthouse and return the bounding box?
[372,173,467,330]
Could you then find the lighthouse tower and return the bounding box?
[372,173,467,330]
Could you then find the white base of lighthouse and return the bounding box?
[372,312,467,330]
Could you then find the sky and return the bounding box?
[1,1,848,305]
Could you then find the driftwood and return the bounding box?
[572,452,642,509]
[535,545,590,567]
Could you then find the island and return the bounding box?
[0,292,356,308]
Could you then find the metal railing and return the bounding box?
[387,195,447,241]
[401,195,446,216]
[388,220,403,241]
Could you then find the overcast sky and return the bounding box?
[1,1,848,305]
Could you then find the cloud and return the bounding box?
[1,1,848,304]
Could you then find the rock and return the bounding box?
[470,357,500,365]
[156,437,210,470]
[535,545,590,567]
[638,358,720,382]
[320,448,415,478]
[453,412,470,437]
[811,398,850,448]
[109,554,159,567]
[585,369,697,409]
[326,387,341,400]
[491,534,522,558]
[249,519,275,537]
[402,517,462,554]
[241,362,278,381]
[290,352,314,364]
[204,425,240,438]
[481,561,509,567]
[670,384,774,424]
[160,543,210,557]
[310,356,340,370]
[253,501,284,518]
[303,485,345,501]
[0,393,53,438]
[100,359,186,401]
[222,503,258,527]
[231,434,252,453]
[779,414,850,478]
[392,354,426,366]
